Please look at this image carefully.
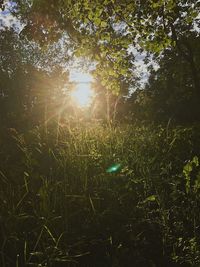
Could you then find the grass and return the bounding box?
[1,122,200,266]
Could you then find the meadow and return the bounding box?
[1,122,200,267]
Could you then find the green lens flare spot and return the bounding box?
[106,163,121,173]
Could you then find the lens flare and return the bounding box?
[106,163,121,173]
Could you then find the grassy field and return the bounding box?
[1,122,200,267]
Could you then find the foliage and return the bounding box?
[1,123,200,266]
[9,0,200,94]
[1,1,200,266]
[2,0,199,117]
[0,28,72,130]
[123,32,200,123]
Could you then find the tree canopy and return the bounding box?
[0,0,199,123]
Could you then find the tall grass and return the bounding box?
[1,123,200,266]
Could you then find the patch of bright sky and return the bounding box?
[0,1,22,31]
[70,70,93,83]
[193,12,200,34]
[128,45,159,89]
[69,61,94,107]
[68,58,95,83]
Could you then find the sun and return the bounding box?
[71,82,94,108]
[70,70,94,108]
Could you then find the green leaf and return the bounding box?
[101,21,107,27]
[144,195,157,203]
[94,17,101,26]
[192,156,199,166]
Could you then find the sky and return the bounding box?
[0,1,20,30]
[70,70,93,83]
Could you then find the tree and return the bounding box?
[0,28,71,130]
[2,0,199,123]
[10,0,199,92]
[125,33,200,123]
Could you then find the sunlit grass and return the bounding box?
[1,122,200,266]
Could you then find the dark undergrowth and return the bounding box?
[1,122,200,267]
